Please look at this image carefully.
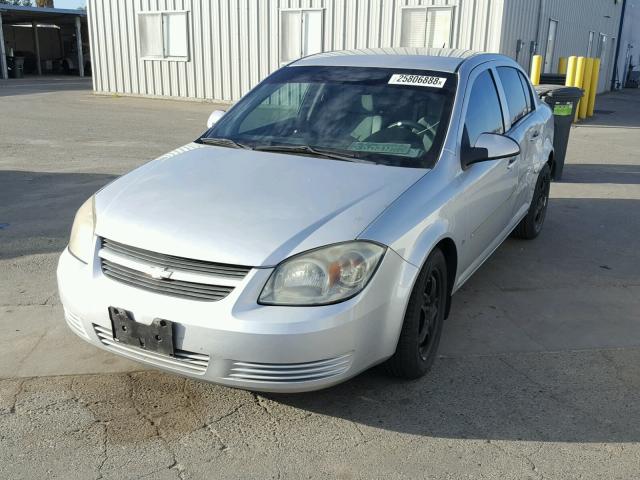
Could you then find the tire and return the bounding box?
[384,248,448,379]
[512,164,551,240]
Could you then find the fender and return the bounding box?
[359,152,465,289]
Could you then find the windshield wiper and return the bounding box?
[254,144,373,163]
[199,137,253,150]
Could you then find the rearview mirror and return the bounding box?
[206,110,226,129]
[461,133,520,169]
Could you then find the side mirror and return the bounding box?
[206,110,226,129]
[461,133,520,169]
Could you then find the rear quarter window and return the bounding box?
[497,67,528,127]
[517,70,535,114]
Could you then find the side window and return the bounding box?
[518,70,535,114]
[463,69,504,147]
[497,67,528,127]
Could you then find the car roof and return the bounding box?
[289,48,500,73]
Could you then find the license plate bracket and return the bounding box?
[109,307,174,356]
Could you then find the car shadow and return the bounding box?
[0,77,92,97]
[4,170,640,443]
[560,163,640,184]
[269,195,640,443]
[0,170,117,260]
[571,89,640,129]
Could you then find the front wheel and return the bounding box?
[384,248,448,379]
[512,164,551,239]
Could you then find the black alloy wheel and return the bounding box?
[385,248,448,379]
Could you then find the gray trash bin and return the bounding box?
[9,56,25,78]
[534,84,584,181]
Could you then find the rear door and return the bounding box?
[457,65,518,274]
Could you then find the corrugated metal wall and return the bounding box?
[88,0,504,102]
[500,0,623,92]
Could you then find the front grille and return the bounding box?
[101,260,234,301]
[102,238,251,279]
[225,354,353,383]
[99,238,251,302]
[94,324,209,375]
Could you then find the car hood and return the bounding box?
[95,143,425,267]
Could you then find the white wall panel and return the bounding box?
[87,0,621,102]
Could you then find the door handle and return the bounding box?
[507,157,518,169]
[529,131,540,141]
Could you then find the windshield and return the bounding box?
[201,66,457,168]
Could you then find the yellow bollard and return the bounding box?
[530,54,543,85]
[573,57,586,122]
[565,56,577,86]
[579,58,594,120]
[558,57,568,75]
[587,58,601,117]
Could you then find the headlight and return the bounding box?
[68,196,96,264]
[259,242,386,306]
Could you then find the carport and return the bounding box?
[0,4,88,79]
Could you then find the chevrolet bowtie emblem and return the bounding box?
[149,266,173,280]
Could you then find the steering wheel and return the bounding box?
[386,120,424,132]
[387,120,437,147]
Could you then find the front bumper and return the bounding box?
[57,245,417,392]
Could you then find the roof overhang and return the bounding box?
[0,5,86,26]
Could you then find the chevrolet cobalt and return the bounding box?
[57,49,553,392]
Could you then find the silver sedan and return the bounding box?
[57,49,554,392]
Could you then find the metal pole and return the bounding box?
[565,56,577,86]
[573,57,586,122]
[75,16,84,77]
[32,21,42,75]
[0,12,8,80]
[579,58,594,120]
[611,0,627,90]
[587,58,601,117]
[530,55,543,85]
[534,0,545,54]
[558,57,568,74]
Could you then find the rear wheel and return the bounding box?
[384,248,447,379]
[512,164,551,239]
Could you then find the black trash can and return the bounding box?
[6,55,15,77]
[540,73,566,85]
[12,56,25,79]
[534,84,584,181]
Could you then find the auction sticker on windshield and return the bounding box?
[388,74,447,88]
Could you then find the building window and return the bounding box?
[587,31,595,57]
[597,33,607,58]
[138,11,189,60]
[279,9,323,65]
[543,19,558,73]
[400,7,453,49]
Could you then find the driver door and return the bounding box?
[458,66,519,275]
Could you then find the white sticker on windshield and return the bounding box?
[388,74,447,88]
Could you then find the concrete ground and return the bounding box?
[1,77,639,479]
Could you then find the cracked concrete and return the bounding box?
[1,79,640,479]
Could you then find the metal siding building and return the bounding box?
[87,0,623,102]
[500,0,624,93]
